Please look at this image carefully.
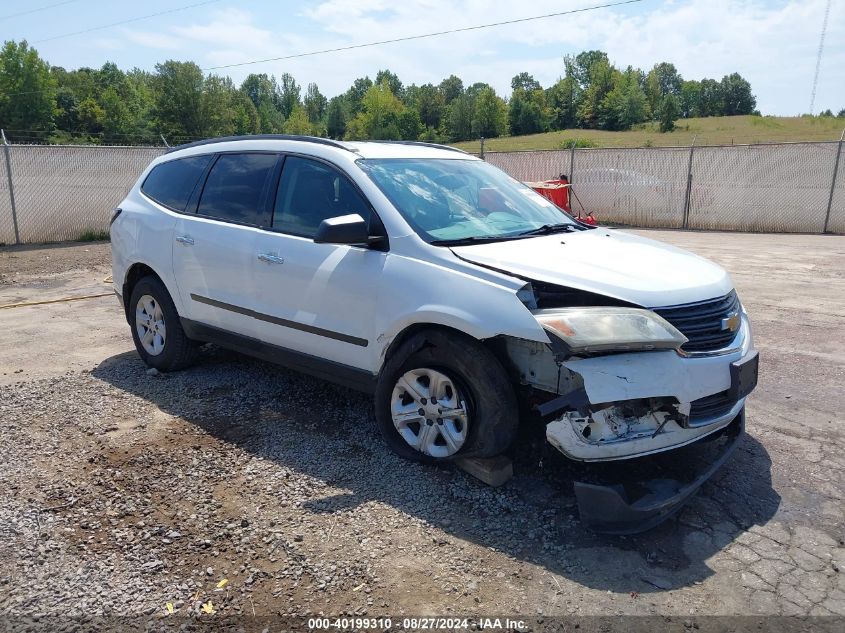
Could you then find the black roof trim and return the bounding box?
[166,134,355,154]
[361,140,468,154]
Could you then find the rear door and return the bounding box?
[251,155,386,370]
[172,151,280,337]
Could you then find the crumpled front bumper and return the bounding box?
[573,410,744,534]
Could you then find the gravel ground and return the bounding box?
[0,233,844,625]
[0,240,111,287]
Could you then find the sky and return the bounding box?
[3,0,844,116]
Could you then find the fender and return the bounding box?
[372,253,549,369]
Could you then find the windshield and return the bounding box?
[358,158,577,244]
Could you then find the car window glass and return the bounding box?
[359,158,571,242]
[273,156,371,237]
[141,155,212,211]
[197,153,277,225]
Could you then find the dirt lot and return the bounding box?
[1,231,844,623]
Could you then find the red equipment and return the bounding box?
[525,174,597,225]
[525,177,571,212]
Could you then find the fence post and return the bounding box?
[1,130,20,245]
[823,128,845,234]
[479,137,485,160]
[569,141,576,181]
[681,135,697,229]
[160,133,170,148]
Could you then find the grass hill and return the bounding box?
[452,115,845,152]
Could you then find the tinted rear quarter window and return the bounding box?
[197,153,278,225]
[141,155,212,211]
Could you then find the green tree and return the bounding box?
[153,60,205,139]
[511,72,541,92]
[77,97,104,133]
[0,40,57,133]
[465,82,492,101]
[720,72,756,115]
[326,96,346,139]
[303,82,327,124]
[99,87,134,139]
[679,80,701,118]
[438,74,464,104]
[278,73,300,119]
[54,86,79,132]
[645,62,683,116]
[547,75,579,130]
[345,80,404,140]
[375,69,403,100]
[598,67,649,130]
[344,76,373,116]
[256,101,285,133]
[398,108,422,140]
[239,73,284,133]
[471,86,507,138]
[508,87,548,135]
[445,93,473,141]
[570,50,609,88]
[231,91,259,135]
[283,106,312,135]
[123,68,156,142]
[576,56,615,128]
[241,73,277,109]
[659,94,680,132]
[413,83,445,129]
[201,74,238,137]
[697,78,723,117]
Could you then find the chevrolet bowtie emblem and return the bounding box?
[721,312,741,332]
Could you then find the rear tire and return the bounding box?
[374,329,518,464]
[129,276,197,371]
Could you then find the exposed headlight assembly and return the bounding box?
[534,307,688,354]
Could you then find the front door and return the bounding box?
[251,156,385,371]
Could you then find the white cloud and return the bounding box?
[125,0,845,115]
[122,30,182,50]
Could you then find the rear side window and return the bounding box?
[273,156,371,237]
[141,155,212,211]
[197,153,277,225]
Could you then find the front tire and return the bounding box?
[374,329,518,464]
[129,276,197,371]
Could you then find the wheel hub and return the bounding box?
[390,368,469,458]
[135,294,166,356]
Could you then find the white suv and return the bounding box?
[111,135,758,532]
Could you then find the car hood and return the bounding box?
[450,229,733,307]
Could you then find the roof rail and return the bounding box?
[166,134,354,154]
[363,140,468,154]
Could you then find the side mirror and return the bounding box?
[314,214,370,245]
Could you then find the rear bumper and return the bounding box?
[573,409,744,534]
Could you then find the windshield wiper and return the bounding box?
[430,235,515,246]
[515,223,579,237]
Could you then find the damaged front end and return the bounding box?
[503,288,758,533]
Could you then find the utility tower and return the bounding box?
[809,0,832,114]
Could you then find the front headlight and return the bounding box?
[534,307,688,354]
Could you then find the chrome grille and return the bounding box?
[653,291,741,353]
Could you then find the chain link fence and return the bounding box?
[829,141,845,234]
[0,144,165,245]
[485,139,845,234]
[0,139,843,245]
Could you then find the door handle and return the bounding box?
[175,235,194,246]
[257,253,284,264]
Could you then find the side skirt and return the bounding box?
[181,318,378,394]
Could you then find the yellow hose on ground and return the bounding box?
[0,293,114,310]
[0,275,115,310]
